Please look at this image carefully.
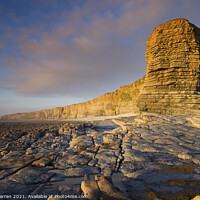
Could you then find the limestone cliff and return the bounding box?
[137,18,200,114]
[3,18,200,119]
[2,76,145,119]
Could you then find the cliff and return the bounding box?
[2,76,145,119]
[137,18,200,114]
[3,18,200,120]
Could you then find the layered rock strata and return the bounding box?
[2,77,145,119]
[137,18,200,114]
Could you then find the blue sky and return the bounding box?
[1,0,200,117]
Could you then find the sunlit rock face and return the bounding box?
[2,76,145,120]
[137,18,200,114]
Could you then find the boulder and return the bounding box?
[81,176,130,200]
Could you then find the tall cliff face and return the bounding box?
[137,18,200,114]
[2,76,145,120]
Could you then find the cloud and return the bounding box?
[1,0,197,98]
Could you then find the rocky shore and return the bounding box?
[0,114,200,200]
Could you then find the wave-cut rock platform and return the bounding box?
[0,114,200,199]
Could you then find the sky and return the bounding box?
[1,0,200,117]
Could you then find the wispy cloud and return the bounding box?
[1,0,199,98]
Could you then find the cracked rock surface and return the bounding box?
[0,114,200,200]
